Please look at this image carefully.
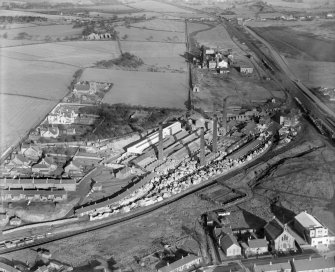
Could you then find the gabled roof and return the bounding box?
[42,156,56,165]
[248,238,268,249]
[32,164,49,169]
[264,217,285,240]
[14,154,30,164]
[0,262,21,272]
[293,257,335,271]
[220,234,239,249]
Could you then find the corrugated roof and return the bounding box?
[295,211,322,228]
[293,257,335,271]
[158,255,202,272]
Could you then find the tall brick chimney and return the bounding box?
[158,124,163,161]
[212,115,218,153]
[200,127,205,166]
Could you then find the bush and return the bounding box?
[95,52,143,68]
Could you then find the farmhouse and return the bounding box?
[293,211,334,248]
[220,234,241,257]
[85,33,113,40]
[40,127,60,138]
[157,255,203,272]
[264,217,296,252]
[239,67,253,74]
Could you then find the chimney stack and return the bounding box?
[158,124,163,161]
[200,127,205,166]
[212,115,218,153]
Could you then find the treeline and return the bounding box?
[0,16,47,23]
[78,103,183,140]
[95,52,144,68]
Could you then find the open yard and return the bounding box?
[80,68,187,109]
[120,41,187,71]
[116,26,185,43]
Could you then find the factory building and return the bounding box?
[127,122,182,154]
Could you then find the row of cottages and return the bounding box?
[0,178,77,191]
[157,255,203,272]
[293,211,335,248]
[85,33,113,40]
[1,190,67,202]
[253,256,335,272]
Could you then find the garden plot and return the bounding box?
[80,68,187,109]
[120,41,187,71]
[116,26,185,43]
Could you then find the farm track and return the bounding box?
[0,93,59,102]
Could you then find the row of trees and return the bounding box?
[0,16,47,23]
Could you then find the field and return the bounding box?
[120,41,187,71]
[127,0,194,14]
[0,24,84,42]
[116,26,185,43]
[0,95,55,153]
[131,19,185,32]
[0,40,121,153]
[84,4,135,12]
[80,68,187,109]
[1,41,120,67]
[252,25,335,62]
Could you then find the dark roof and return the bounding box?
[220,234,239,249]
[264,217,284,240]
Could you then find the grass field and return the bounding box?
[80,68,187,109]
[0,95,55,153]
[116,26,185,43]
[120,41,187,71]
[252,25,335,62]
[0,24,83,42]
[1,41,121,66]
[127,0,194,13]
[131,19,185,32]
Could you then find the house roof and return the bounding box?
[254,261,291,272]
[264,217,285,240]
[14,154,30,163]
[220,234,239,249]
[248,238,268,249]
[158,255,202,272]
[295,211,322,229]
[43,157,55,165]
[292,257,335,271]
[0,262,21,272]
[32,164,49,169]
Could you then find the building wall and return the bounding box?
[226,244,241,257]
[274,230,295,251]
